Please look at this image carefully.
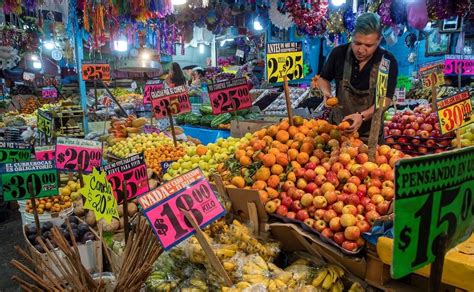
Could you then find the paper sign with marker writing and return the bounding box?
[80,168,119,224]
[0,142,31,163]
[444,55,473,76]
[82,63,111,81]
[436,91,473,134]
[42,87,57,99]
[419,62,445,88]
[160,160,175,175]
[266,42,304,83]
[208,78,251,114]
[37,110,53,137]
[55,137,102,173]
[143,80,163,104]
[151,85,191,119]
[35,145,55,161]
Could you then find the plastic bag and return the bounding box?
[406,1,428,30]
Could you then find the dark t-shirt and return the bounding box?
[320,43,398,99]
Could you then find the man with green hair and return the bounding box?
[318,12,398,142]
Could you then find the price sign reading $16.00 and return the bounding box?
[436,91,473,134]
[0,160,58,201]
[35,145,55,161]
[55,137,103,173]
[143,81,163,104]
[392,148,474,279]
[100,153,149,204]
[151,85,191,119]
[81,63,111,81]
[0,142,31,163]
[37,110,53,137]
[266,42,304,83]
[208,78,251,114]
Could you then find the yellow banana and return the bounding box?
[322,273,334,290]
[276,271,293,283]
[287,279,297,288]
[274,279,288,289]
[243,274,266,284]
[223,261,236,271]
[311,268,328,287]
[328,266,339,283]
[267,262,283,273]
[330,264,345,277]
[349,282,365,292]
[252,255,268,270]
[235,282,251,289]
[268,279,277,291]
[261,278,270,288]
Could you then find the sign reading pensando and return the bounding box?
[266,42,304,83]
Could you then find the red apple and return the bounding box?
[321,228,334,239]
[301,193,314,207]
[337,193,348,204]
[365,203,376,212]
[276,205,288,216]
[376,201,391,215]
[356,220,371,233]
[313,220,327,232]
[282,181,295,191]
[305,162,317,170]
[304,182,317,194]
[371,194,384,205]
[315,174,327,186]
[326,171,339,185]
[418,146,428,154]
[356,153,369,164]
[293,189,304,200]
[312,196,327,209]
[282,196,293,207]
[296,178,308,190]
[344,226,361,241]
[381,187,394,200]
[421,123,433,132]
[342,240,358,251]
[333,232,345,245]
[337,169,351,183]
[286,211,296,220]
[419,130,430,139]
[304,218,315,228]
[296,209,309,221]
[357,184,367,194]
[312,188,323,196]
[356,237,366,247]
[366,210,381,225]
[332,201,344,215]
[342,205,358,216]
[329,217,342,232]
[314,209,326,220]
[324,209,338,223]
[360,197,371,206]
[290,200,302,212]
[354,167,369,180]
[324,190,338,204]
[343,182,358,194]
[348,176,361,186]
[403,128,416,136]
[296,167,306,178]
[356,204,364,214]
[304,169,316,182]
[340,213,357,227]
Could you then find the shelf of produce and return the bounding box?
[181,125,231,145]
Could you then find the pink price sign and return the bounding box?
[144,178,226,250]
[151,85,191,119]
[42,87,58,99]
[55,137,103,173]
[143,82,163,104]
[208,78,251,114]
[101,154,149,203]
[35,145,55,161]
[444,56,473,76]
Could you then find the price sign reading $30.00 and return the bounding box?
[0,160,58,201]
[100,153,149,204]
[81,63,111,81]
[436,91,473,134]
[0,142,32,163]
[266,42,304,83]
[150,85,191,119]
[392,148,474,279]
[208,78,251,115]
[55,137,103,173]
[35,145,55,161]
[37,110,53,137]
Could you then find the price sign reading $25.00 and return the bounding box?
[208,78,251,114]
[143,80,163,104]
[100,153,149,204]
[37,110,53,137]
[151,85,191,119]
[392,148,474,279]
[266,42,304,83]
[436,91,473,134]
[35,145,55,161]
[55,137,103,173]
[0,142,31,163]
[0,160,58,201]
[81,63,111,81]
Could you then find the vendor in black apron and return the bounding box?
[317,13,398,143]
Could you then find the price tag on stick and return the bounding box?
[0,142,32,163]
[35,145,55,161]
[0,160,58,201]
[160,160,175,175]
[392,148,474,279]
[55,137,103,173]
[266,42,304,83]
[208,78,251,114]
[151,85,191,119]
[444,55,474,76]
[436,91,474,134]
[37,110,53,138]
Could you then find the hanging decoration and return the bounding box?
[326,10,345,34]
[390,0,407,25]
[0,46,21,70]
[285,0,328,36]
[378,0,394,26]
[268,0,293,30]
[343,8,356,33]
[367,0,381,13]
[406,1,428,30]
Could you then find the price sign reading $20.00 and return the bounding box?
[81,63,111,81]
[436,91,473,134]
[37,110,53,137]
[0,160,58,201]
[55,137,103,173]
[100,153,149,204]
[208,78,251,114]
[266,42,304,83]
[392,148,474,279]
[0,142,31,163]
[151,85,191,119]
[143,81,163,104]
[35,145,55,161]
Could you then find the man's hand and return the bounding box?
[342,113,363,134]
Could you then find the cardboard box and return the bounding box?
[365,249,392,287]
[226,187,268,234]
[231,120,275,137]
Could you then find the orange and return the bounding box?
[287,171,296,182]
[262,135,273,145]
[300,142,314,154]
[235,149,246,160]
[290,141,301,150]
[291,161,302,170]
[277,143,289,153]
[231,176,246,188]
[255,167,271,181]
[338,121,351,130]
[288,126,299,138]
[258,190,269,204]
[239,155,252,167]
[326,97,339,106]
[279,121,290,131]
[267,175,280,189]
[196,145,208,156]
[298,125,310,135]
[255,129,266,139]
[255,152,265,162]
[276,130,290,143]
[268,147,280,156]
[271,164,284,175]
[251,140,265,151]
[266,125,279,137]
[294,133,306,142]
[266,187,279,199]
[320,133,331,143]
[296,152,310,165]
[288,149,299,161]
[262,153,276,167]
[275,153,289,167]
[252,180,267,190]
[246,149,255,157]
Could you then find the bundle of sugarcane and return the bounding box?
[114,215,163,291]
[11,220,100,292]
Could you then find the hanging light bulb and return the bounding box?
[172,0,186,5]
[114,35,128,52]
[331,0,346,6]
[33,61,42,69]
[253,16,263,31]
[199,44,205,54]
[44,41,55,50]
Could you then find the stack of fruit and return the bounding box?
[108,132,180,158]
[453,123,474,147]
[144,144,187,175]
[220,117,404,252]
[107,115,148,141]
[384,104,455,155]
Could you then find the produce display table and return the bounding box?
[181,125,230,145]
[376,234,474,291]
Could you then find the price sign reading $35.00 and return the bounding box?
[55,137,103,173]
[150,85,191,119]
[101,153,149,204]
[0,142,31,163]
[37,110,53,137]
[436,91,473,134]
[392,148,474,279]
[266,42,304,83]
[35,145,55,161]
[0,160,58,201]
[208,78,251,115]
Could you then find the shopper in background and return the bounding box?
[191,67,207,86]
[317,12,398,143]
[165,62,187,88]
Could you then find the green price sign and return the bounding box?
[0,161,58,201]
[0,142,31,163]
[392,147,474,279]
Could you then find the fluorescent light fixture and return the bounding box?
[30,54,39,61]
[199,43,205,54]
[33,61,42,69]
[44,41,55,50]
[172,0,186,5]
[253,18,263,31]
[220,40,226,47]
[331,0,346,6]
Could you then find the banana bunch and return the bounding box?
[145,271,179,292]
[203,218,230,237]
[186,240,238,264]
[348,282,365,292]
[180,277,209,292]
[311,264,345,292]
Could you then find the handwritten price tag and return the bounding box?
[55,137,102,173]
[81,63,111,81]
[144,177,226,250]
[37,110,53,137]
[35,146,55,161]
[42,87,57,99]
[392,148,474,278]
[436,91,473,134]
[144,81,163,104]
[266,42,304,83]
[444,55,473,76]
[101,154,149,204]
[80,168,119,223]
[208,78,251,114]
[0,161,58,201]
[420,63,445,88]
[151,85,191,119]
[0,142,31,163]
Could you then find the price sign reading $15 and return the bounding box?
[151,85,191,119]
[143,80,163,104]
[35,145,55,161]
[436,91,473,134]
[208,78,251,114]
[37,110,53,137]
[100,153,149,204]
[79,168,119,224]
[266,42,304,83]
[55,137,103,173]
[0,160,58,201]
[139,168,224,250]
[392,148,474,279]
[0,142,31,163]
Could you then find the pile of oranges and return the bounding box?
[25,196,72,215]
[144,144,186,174]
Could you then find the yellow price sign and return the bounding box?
[420,63,445,88]
[266,42,304,83]
[80,168,119,223]
[375,57,390,108]
[37,110,53,137]
[436,91,473,134]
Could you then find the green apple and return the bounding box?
[192,163,199,168]
[182,161,192,169]
[191,156,200,164]
[172,162,180,170]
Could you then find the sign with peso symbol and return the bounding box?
[0,142,31,163]
[55,137,103,173]
[143,80,163,104]
[35,145,55,161]
[42,87,58,99]
[266,42,304,83]
[436,91,473,134]
[419,62,445,88]
[392,147,474,278]
[444,55,473,76]
[0,160,58,201]
[81,62,111,81]
[208,78,251,115]
[79,168,119,223]
[151,85,191,119]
